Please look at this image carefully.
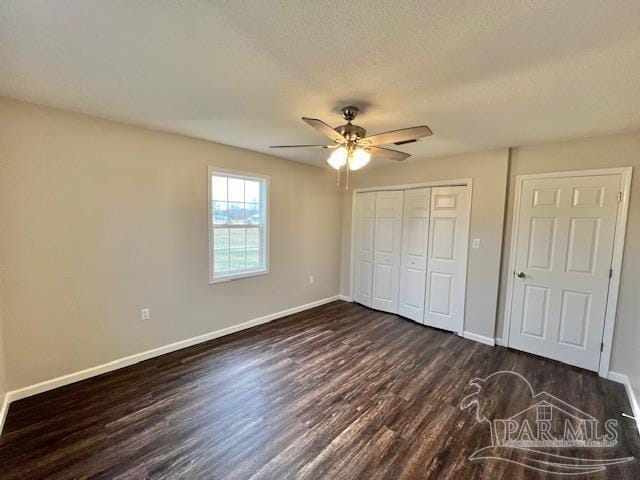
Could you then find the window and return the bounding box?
[208,167,269,283]
[537,404,552,422]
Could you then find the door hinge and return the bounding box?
[600,342,604,352]
[617,191,623,203]
[609,268,613,278]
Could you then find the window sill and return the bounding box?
[209,269,269,284]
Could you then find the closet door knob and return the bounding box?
[516,271,526,278]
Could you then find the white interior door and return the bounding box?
[372,190,404,313]
[353,192,376,307]
[508,174,621,371]
[424,186,470,333]
[399,188,431,321]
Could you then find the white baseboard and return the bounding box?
[608,371,640,436]
[495,336,506,346]
[607,371,627,383]
[0,394,8,435]
[338,294,352,302]
[463,331,496,347]
[3,295,340,414]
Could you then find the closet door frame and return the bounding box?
[349,178,473,333]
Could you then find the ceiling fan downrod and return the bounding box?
[341,105,359,122]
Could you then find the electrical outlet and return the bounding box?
[141,308,150,321]
[472,238,481,249]
[309,275,315,285]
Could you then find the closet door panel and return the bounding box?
[353,192,376,307]
[423,186,470,333]
[371,191,404,313]
[399,188,431,321]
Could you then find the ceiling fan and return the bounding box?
[270,106,432,187]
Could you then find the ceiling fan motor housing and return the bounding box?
[336,123,366,141]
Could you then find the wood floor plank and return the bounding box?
[0,300,638,479]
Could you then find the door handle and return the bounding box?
[516,271,526,278]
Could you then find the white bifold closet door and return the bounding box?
[423,186,470,333]
[398,188,431,321]
[371,190,404,313]
[353,192,377,307]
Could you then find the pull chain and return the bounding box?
[345,161,350,190]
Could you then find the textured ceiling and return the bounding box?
[2,1,640,167]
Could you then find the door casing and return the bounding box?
[502,167,632,378]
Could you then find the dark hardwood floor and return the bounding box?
[1,300,638,479]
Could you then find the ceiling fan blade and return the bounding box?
[360,125,432,146]
[302,117,346,144]
[269,144,332,149]
[369,146,411,161]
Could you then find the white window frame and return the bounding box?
[208,166,270,284]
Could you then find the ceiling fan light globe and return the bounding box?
[327,146,348,170]
[349,148,371,170]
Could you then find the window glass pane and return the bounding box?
[213,201,228,224]
[245,180,260,203]
[230,250,246,271]
[245,203,260,224]
[212,176,228,201]
[213,228,230,273]
[228,178,244,202]
[246,248,260,269]
[246,228,260,248]
[214,250,230,273]
[230,228,246,250]
[213,228,229,250]
[229,228,246,271]
[228,202,244,224]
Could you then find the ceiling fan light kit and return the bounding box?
[270,105,432,188]
[327,146,348,169]
[327,145,371,171]
[348,147,371,171]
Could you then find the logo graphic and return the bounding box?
[460,371,634,475]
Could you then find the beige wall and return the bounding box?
[340,150,509,339]
[0,297,6,401]
[1,96,638,397]
[496,132,640,387]
[0,98,342,391]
